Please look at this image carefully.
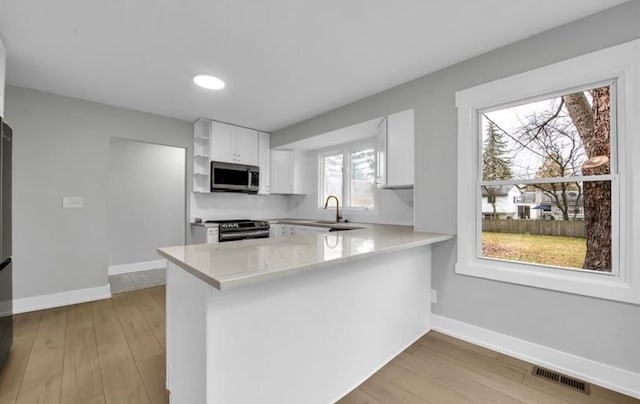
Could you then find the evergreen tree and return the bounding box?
[482,122,513,218]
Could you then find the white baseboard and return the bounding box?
[431,314,640,399]
[13,284,112,314]
[108,259,167,276]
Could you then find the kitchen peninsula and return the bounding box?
[158,223,453,404]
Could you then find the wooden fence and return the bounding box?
[482,219,586,238]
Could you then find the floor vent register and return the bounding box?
[532,366,591,394]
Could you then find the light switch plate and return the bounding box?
[431,289,437,304]
[62,196,84,209]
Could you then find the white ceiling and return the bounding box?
[0,0,628,132]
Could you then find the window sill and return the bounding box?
[455,259,639,305]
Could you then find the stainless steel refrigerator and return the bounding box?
[0,118,12,368]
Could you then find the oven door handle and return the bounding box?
[219,230,270,241]
[0,257,11,272]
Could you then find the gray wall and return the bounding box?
[5,86,192,299]
[273,2,640,373]
[109,138,186,266]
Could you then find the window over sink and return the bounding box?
[318,142,377,211]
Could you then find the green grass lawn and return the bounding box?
[482,232,587,269]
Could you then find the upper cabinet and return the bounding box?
[270,150,293,194]
[192,119,267,193]
[270,150,307,195]
[211,121,258,166]
[0,36,6,117]
[376,109,414,189]
[209,121,235,163]
[258,131,270,194]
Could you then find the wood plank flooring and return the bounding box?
[0,287,168,404]
[1,286,638,404]
[339,331,640,404]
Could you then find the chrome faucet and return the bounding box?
[323,195,342,223]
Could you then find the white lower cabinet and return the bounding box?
[270,224,331,237]
[270,224,284,237]
[270,224,294,237]
[191,226,219,244]
[292,225,331,235]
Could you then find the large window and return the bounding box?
[319,144,377,211]
[479,84,614,272]
[455,39,640,304]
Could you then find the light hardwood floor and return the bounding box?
[338,332,640,404]
[0,287,168,404]
[1,286,638,404]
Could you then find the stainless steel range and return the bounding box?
[206,219,270,242]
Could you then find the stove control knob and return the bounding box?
[234,223,239,228]
[222,224,227,229]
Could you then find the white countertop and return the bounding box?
[159,221,454,290]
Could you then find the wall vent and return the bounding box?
[532,366,591,394]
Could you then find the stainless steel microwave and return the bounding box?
[210,161,259,194]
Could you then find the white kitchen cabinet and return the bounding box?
[271,224,331,237]
[376,109,414,189]
[270,150,294,194]
[269,150,307,195]
[210,121,236,163]
[292,225,331,235]
[191,226,219,244]
[0,36,6,117]
[270,224,282,237]
[269,224,293,237]
[210,121,259,166]
[192,119,264,193]
[376,117,387,188]
[258,131,271,194]
[235,126,259,165]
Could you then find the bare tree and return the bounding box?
[517,107,585,221]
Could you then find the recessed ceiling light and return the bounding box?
[193,74,225,90]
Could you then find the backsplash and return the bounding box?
[190,192,291,222]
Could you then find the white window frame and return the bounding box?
[317,140,379,213]
[455,39,640,305]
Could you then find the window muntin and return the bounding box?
[319,144,377,210]
[478,85,614,273]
